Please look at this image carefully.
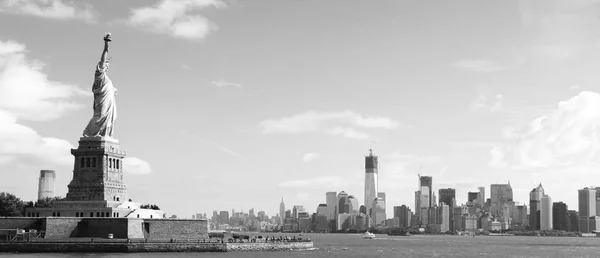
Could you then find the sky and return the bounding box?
[1,0,600,219]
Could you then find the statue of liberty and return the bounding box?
[83,33,117,139]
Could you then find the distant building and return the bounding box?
[37,170,56,200]
[326,192,337,220]
[439,188,455,207]
[394,205,412,229]
[372,197,386,227]
[420,176,433,209]
[439,204,450,232]
[364,149,378,215]
[553,202,568,231]
[540,195,552,230]
[348,195,360,214]
[279,198,285,223]
[219,211,229,225]
[292,205,305,219]
[567,210,579,232]
[478,186,486,207]
[529,184,545,230]
[578,187,597,233]
[467,192,479,203]
[315,204,329,232]
[490,183,513,217]
[337,191,349,215]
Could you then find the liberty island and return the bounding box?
[0,34,312,253]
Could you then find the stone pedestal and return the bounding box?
[65,137,128,205]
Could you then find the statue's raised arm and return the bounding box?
[83,33,118,139]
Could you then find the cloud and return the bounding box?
[212,79,242,89]
[0,40,88,121]
[490,91,600,169]
[469,93,504,112]
[279,176,342,189]
[454,59,512,73]
[0,39,90,168]
[180,64,192,70]
[302,152,319,163]
[127,0,224,40]
[569,85,581,90]
[0,110,74,167]
[259,111,399,140]
[0,0,94,21]
[123,157,152,175]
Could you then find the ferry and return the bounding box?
[363,232,376,239]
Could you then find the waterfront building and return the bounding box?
[490,182,513,217]
[463,215,477,232]
[514,205,529,228]
[439,204,450,232]
[279,198,285,224]
[540,195,552,230]
[377,192,386,217]
[315,204,329,232]
[529,183,545,230]
[337,213,367,231]
[567,210,579,232]
[394,205,412,229]
[37,170,55,200]
[285,209,291,219]
[453,206,465,231]
[348,195,360,214]
[578,187,597,233]
[364,149,378,215]
[552,202,568,231]
[372,197,386,227]
[326,192,337,220]
[337,191,349,214]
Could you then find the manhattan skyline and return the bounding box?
[1,0,600,218]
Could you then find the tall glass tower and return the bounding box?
[364,149,378,215]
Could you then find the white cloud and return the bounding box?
[454,59,511,73]
[123,157,153,175]
[259,110,399,140]
[0,39,91,168]
[212,79,242,89]
[127,0,224,40]
[0,110,74,167]
[490,91,600,169]
[302,152,319,163]
[0,0,94,21]
[469,93,504,112]
[0,40,88,121]
[569,85,581,90]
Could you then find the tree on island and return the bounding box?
[34,196,65,208]
[0,192,25,217]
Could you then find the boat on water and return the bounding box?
[363,232,376,239]
[388,229,411,236]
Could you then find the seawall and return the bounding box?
[0,241,313,252]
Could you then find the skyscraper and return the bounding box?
[364,149,378,215]
[420,176,433,209]
[372,197,386,226]
[578,187,597,233]
[279,198,285,224]
[490,182,513,216]
[478,186,485,206]
[38,170,56,200]
[553,202,568,231]
[348,195,360,214]
[529,184,545,230]
[337,191,349,215]
[439,188,456,206]
[326,192,337,220]
[540,195,552,230]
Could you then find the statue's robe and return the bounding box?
[83,63,117,138]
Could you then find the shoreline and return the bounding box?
[0,240,314,253]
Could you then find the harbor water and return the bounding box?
[3,233,600,257]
